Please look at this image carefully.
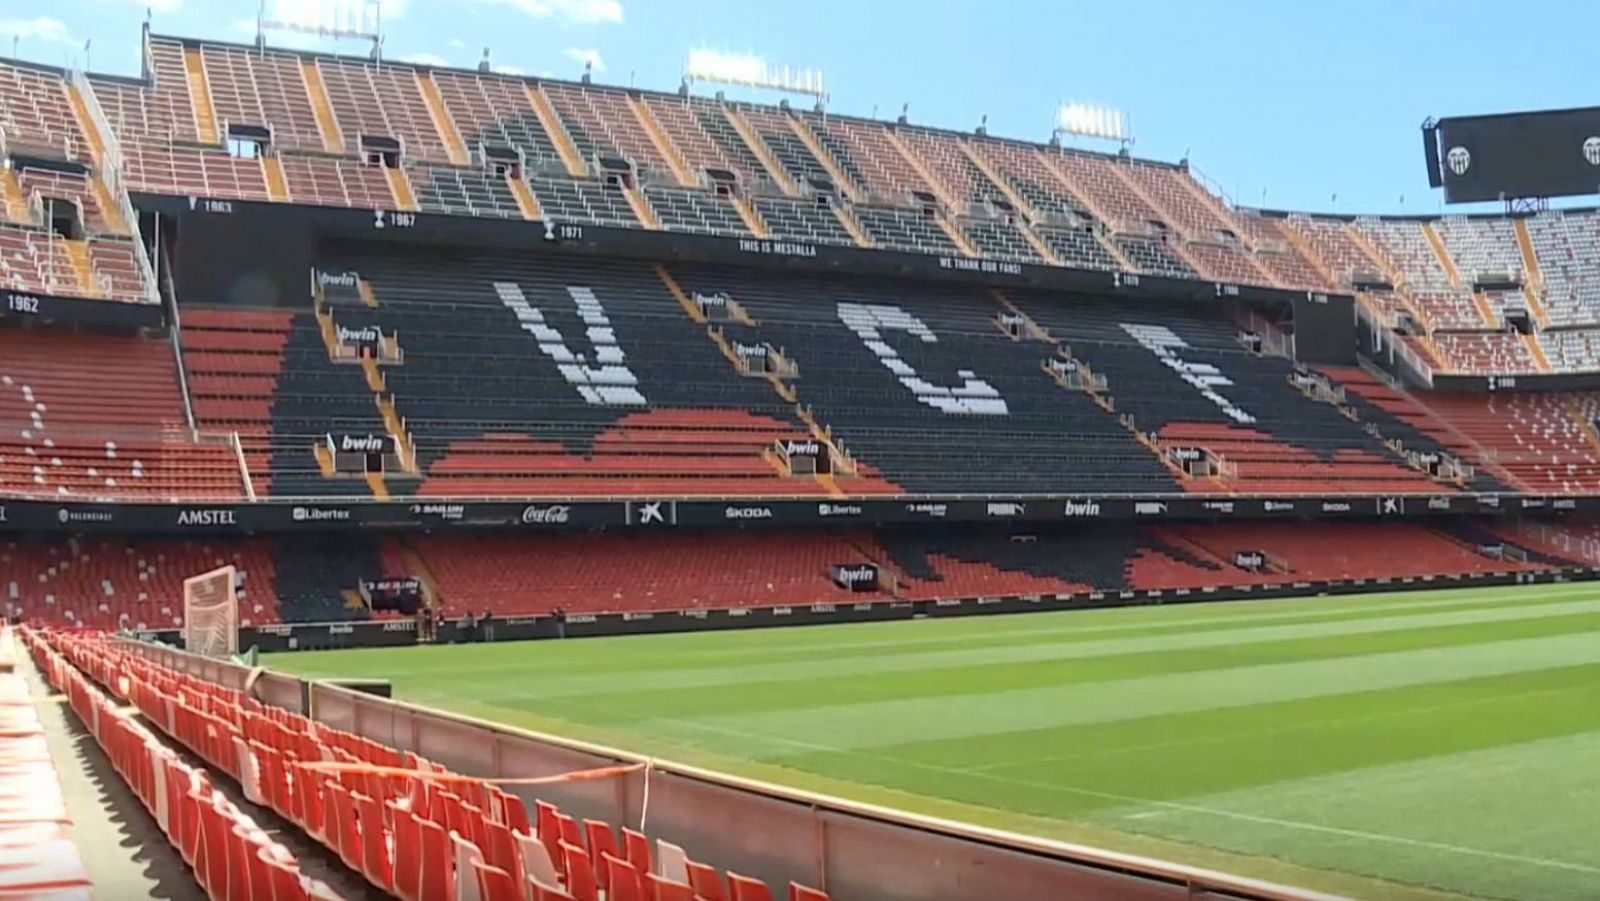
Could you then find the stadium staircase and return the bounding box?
[722,105,796,196]
[299,60,345,153]
[527,85,589,177]
[416,71,471,166]
[182,46,220,145]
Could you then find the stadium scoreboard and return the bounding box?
[1423,106,1600,203]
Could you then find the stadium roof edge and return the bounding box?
[137,30,1181,172]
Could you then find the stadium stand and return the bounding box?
[1160,521,1550,582]
[1527,211,1600,327]
[669,263,1177,494]
[1008,291,1444,494]
[2,537,277,630]
[419,531,887,615]
[319,243,898,497]
[36,631,834,901]
[0,329,243,500]
[29,633,347,901]
[1415,391,1600,493]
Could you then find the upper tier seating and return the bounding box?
[1,61,92,159]
[1527,212,1600,327]
[752,197,856,246]
[90,38,199,144]
[1010,292,1443,495]
[812,119,932,207]
[1046,151,1167,236]
[668,264,1174,494]
[418,531,886,615]
[1352,219,1483,330]
[852,205,959,255]
[2,536,277,629]
[544,83,670,177]
[0,328,242,500]
[433,70,565,171]
[1417,391,1600,494]
[1538,330,1600,373]
[320,244,895,497]
[120,143,272,202]
[199,43,325,152]
[1434,217,1523,282]
[315,58,449,162]
[1230,211,1333,292]
[971,140,1088,224]
[412,165,521,219]
[1432,332,1539,374]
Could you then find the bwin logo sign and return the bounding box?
[1062,499,1101,517]
[1584,136,1600,167]
[1446,146,1471,176]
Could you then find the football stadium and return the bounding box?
[3,1,1600,898]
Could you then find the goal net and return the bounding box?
[183,565,239,657]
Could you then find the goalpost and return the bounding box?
[183,565,239,658]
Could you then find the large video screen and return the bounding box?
[1436,107,1600,203]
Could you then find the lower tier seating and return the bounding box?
[419,531,888,615]
[7,521,1569,627]
[39,632,829,901]
[1161,521,1549,583]
[2,537,279,630]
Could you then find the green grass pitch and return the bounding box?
[267,583,1600,900]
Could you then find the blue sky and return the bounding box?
[3,0,1595,214]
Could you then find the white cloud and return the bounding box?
[468,0,623,25]
[0,16,77,48]
[563,47,604,73]
[494,64,525,76]
[92,0,183,12]
[448,38,466,49]
[403,51,450,67]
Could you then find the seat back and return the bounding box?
[472,860,522,901]
[515,829,563,888]
[686,861,727,901]
[789,882,830,901]
[603,852,646,901]
[654,838,689,882]
[452,830,487,901]
[728,872,775,901]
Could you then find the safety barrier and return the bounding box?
[114,636,1336,901]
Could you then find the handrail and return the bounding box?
[69,68,162,308]
[230,431,257,502]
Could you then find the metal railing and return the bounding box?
[69,68,162,308]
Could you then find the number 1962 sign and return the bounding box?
[5,293,41,315]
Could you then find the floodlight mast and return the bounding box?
[257,0,383,58]
[682,50,828,107]
[1052,102,1133,151]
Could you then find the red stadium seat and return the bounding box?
[728,872,774,901]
